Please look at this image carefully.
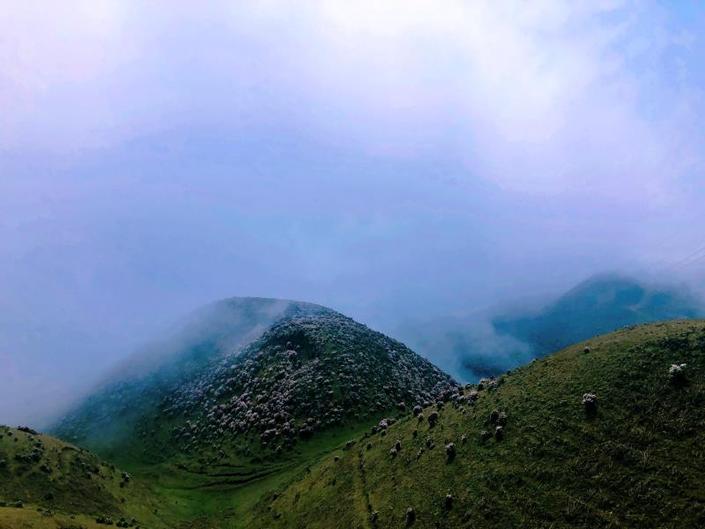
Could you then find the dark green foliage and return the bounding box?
[52,298,455,465]
[51,298,322,458]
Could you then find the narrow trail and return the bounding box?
[354,446,374,529]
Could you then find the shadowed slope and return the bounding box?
[493,274,702,358]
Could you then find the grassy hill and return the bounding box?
[246,320,705,529]
[50,298,324,457]
[53,299,456,464]
[47,297,457,528]
[0,426,167,529]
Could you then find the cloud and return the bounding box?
[1,1,703,202]
[2,1,705,424]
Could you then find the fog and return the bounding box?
[2,1,705,426]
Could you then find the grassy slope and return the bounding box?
[0,421,379,529]
[125,418,390,528]
[248,320,705,529]
[11,320,705,528]
[0,507,128,529]
[0,427,167,529]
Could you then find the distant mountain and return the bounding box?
[493,273,703,358]
[51,297,456,462]
[247,320,705,529]
[396,274,703,381]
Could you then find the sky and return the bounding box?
[2,0,705,425]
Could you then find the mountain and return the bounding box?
[493,274,703,357]
[0,425,165,529]
[51,297,329,457]
[52,297,457,462]
[45,297,457,528]
[23,297,705,528]
[397,274,703,381]
[245,320,705,529]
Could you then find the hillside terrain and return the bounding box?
[247,320,705,529]
[53,298,455,461]
[0,426,166,529]
[46,297,456,528]
[50,298,315,456]
[13,297,704,529]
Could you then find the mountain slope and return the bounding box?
[51,297,318,455]
[247,320,705,529]
[164,309,456,454]
[48,297,457,528]
[52,297,456,462]
[397,274,703,382]
[0,426,165,529]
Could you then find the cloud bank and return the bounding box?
[2,1,705,424]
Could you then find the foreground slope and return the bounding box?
[250,320,705,529]
[0,426,164,529]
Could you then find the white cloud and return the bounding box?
[0,1,135,149]
[2,1,705,424]
[0,1,702,201]
[262,0,700,199]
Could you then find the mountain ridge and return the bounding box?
[395,273,703,382]
[493,273,703,358]
[6,308,705,528]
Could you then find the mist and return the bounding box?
[2,1,705,426]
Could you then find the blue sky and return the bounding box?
[2,1,705,424]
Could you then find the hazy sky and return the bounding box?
[2,1,705,425]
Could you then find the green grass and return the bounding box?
[0,426,168,528]
[247,320,705,529]
[0,419,378,528]
[123,419,381,528]
[0,503,130,529]
[7,320,705,528]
